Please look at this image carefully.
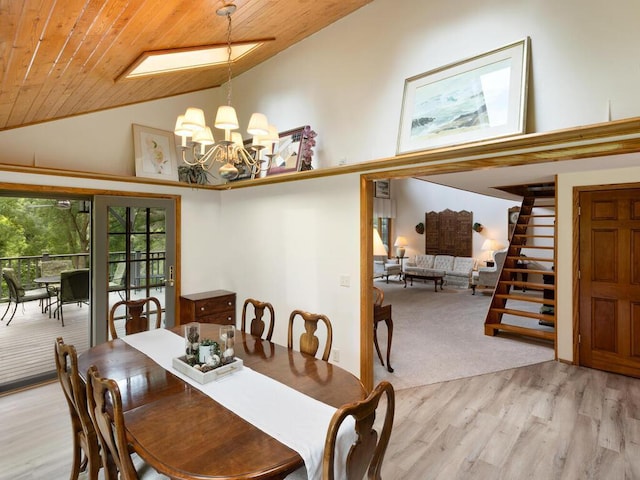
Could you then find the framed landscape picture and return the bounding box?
[397,38,530,154]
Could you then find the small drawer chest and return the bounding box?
[179,290,236,325]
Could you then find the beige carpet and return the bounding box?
[373,278,555,391]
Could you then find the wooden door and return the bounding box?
[579,188,640,377]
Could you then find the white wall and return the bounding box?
[232,0,640,169]
[216,174,362,372]
[392,178,515,262]
[2,0,640,371]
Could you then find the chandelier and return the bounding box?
[174,2,276,181]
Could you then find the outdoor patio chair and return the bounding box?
[1,267,52,326]
[55,269,90,326]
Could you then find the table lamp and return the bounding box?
[481,238,501,266]
[394,235,407,258]
[373,228,388,256]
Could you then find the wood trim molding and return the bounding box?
[2,117,640,189]
[360,177,375,392]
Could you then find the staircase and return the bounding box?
[484,184,556,342]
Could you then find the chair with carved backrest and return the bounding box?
[287,309,333,361]
[241,298,275,341]
[1,267,52,325]
[322,380,395,480]
[85,365,142,480]
[54,337,102,480]
[108,296,162,339]
[372,286,393,373]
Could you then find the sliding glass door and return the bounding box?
[92,196,176,344]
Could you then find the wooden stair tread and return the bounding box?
[485,323,555,341]
[499,281,555,290]
[494,293,556,305]
[513,234,555,239]
[519,245,555,250]
[503,268,555,275]
[507,256,554,262]
[492,307,555,323]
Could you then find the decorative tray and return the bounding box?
[172,356,243,384]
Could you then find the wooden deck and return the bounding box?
[0,290,166,392]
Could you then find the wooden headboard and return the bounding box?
[425,209,472,256]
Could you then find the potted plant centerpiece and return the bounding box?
[198,338,222,367]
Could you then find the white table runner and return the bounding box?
[122,328,355,480]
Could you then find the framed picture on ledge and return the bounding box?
[397,37,530,154]
[133,124,179,181]
[266,127,306,176]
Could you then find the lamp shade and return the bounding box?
[174,115,192,137]
[373,229,387,256]
[193,126,215,145]
[481,239,501,252]
[231,132,244,147]
[394,236,407,247]
[182,107,206,132]
[394,235,407,258]
[263,124,280,145]
[247,113,269,136]
[214,105,239,130]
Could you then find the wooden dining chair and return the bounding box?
[86,364,140,480]
[241,298,275,341]
[322,380,395,480]
[373,286,393,372]
[54,337,102,480]
[108,296,162,339]
[287,309,333,361]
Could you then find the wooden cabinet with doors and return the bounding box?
[179,290,236,325]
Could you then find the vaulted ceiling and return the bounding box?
[0,0,371,131]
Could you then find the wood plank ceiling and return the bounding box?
[0,0,371,131]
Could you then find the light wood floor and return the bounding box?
[0,290,165,392]
[2,360,639,479]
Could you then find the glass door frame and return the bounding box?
[92,195,177,345]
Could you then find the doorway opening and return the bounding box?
[0,195,91,392]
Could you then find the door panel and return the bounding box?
[579,188,640,377]
[92,196,176,344]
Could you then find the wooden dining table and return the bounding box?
[77,324,366,480]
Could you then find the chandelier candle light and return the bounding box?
[174,2,277,181]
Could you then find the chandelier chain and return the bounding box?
[225,12,233,106]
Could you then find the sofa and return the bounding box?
[404,254,476,288]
